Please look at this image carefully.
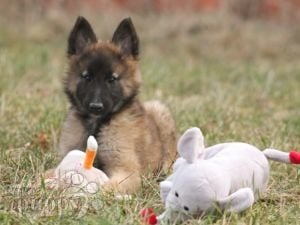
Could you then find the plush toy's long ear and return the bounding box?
[160,181,173,203]
[217,188,254,212]
[177,127,205,163]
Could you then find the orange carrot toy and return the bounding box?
[83,136,98,169]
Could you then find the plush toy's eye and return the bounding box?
[175,191,179,197]
[183,206,189,211]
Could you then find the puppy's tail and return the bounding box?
[263,149,300,164]
[143,100,177,170]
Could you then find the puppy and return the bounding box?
[59,17,176,193]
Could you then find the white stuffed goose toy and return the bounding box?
[141,127,300,224]
[45,136,109,193]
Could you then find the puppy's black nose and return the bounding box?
[89,102,104,112]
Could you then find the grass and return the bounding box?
[0,9,300,225]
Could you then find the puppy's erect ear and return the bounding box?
[67,16,97,56]
[112,17,139,59]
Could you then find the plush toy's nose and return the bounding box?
[141,208,158,225]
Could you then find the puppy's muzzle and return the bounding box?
[89,102,104,113]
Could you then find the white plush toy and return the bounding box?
[141,127,300,224]
[45,136,109,194]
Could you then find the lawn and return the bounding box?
[0,9,300,225]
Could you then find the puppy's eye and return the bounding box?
[183,206,189,211]
[81,70,91,81]
[107,72,119,83]
[175,191,179,197]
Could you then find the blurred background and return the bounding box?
[1,0,300,146]
[2,0,300,149]
[2,0,300,19]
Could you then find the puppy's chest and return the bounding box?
[84,122,119,153]
[97,131,119,153]
[98,125,133,150]
[83,109,142,158]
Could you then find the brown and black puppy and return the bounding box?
[59,16,176,193]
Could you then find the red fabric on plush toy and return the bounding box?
[290,151,300,164]
[141,208,157,225]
